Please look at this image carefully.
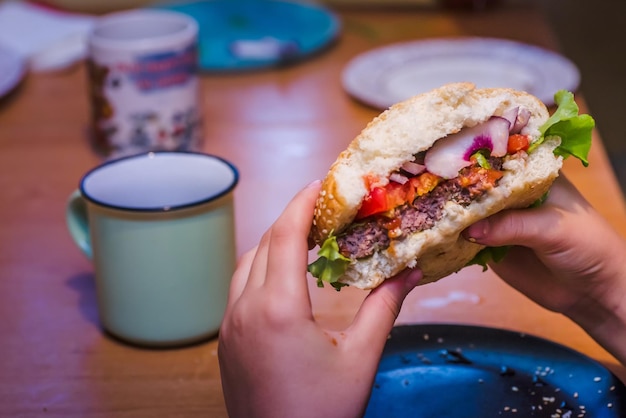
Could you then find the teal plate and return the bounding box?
[366,324,626,418]
[155,0,341,71]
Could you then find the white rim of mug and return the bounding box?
[89,9,198,52]
[79,151,239,212]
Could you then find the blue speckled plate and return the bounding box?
[155,0,340,71]
[365,324,626,418]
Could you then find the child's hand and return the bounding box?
[218,180,422,418]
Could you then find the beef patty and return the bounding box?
[337,159,503,259]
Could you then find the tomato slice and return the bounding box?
[356,172,443,220]
[356,186,388,219]
[458,166,503,191]
[385,182,410,208]
[507,134,530,154]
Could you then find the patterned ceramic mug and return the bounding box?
[87,9,202,159]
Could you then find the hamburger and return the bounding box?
[308,83,594,290]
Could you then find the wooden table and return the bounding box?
[1,4,625,417]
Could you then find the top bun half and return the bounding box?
[310,82,550,243]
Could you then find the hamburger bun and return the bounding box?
[309,82,563,289]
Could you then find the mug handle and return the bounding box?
[66,190,93,259]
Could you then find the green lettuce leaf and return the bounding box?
[467,246,511,272]
[471,150,492,169]
[530,90,595,165]
[307,235,350,291]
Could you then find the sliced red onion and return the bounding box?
[502,106,519,127]
[401,161,426,175]
[389,173,409,184]
[501,106,531,134]
[511,107,531,134]
[424,117,510,179]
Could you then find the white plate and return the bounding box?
[342,37,580,108]
[0,45,25,98]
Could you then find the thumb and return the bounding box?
[349,269,422,349]
[463,207,560,250]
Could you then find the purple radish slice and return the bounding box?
[424,117,510,179]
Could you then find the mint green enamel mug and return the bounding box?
[66,152,238,347]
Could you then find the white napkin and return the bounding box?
[0,1,95,72]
